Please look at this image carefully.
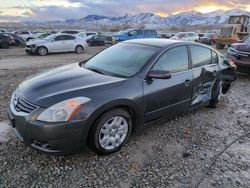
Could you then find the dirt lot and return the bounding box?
[0,46,250,187]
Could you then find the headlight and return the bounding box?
[37,97,91,122]
[227,47,238,56]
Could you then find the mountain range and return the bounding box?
[60,9,250,28]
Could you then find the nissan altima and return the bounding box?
[8,39,237,155]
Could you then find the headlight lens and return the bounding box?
[227,47,238,56]
[37,97,91,122]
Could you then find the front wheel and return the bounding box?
[88,109,132,155]
[209,81,223,108]
[38,46,48,56]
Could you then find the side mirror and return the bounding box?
[147,70,171,80]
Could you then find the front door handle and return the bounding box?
[184,79,191,87]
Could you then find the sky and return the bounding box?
[0,0,250,22]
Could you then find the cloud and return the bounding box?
[0,0,249,22]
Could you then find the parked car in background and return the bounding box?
[158,33,175,39]
[0,34,11,48]
[0,29,6,33]
[9,39,237,155]
[200,33,217,45]
[227,35,250,73]
[1,33,15,46]
[171,32,199,42]
[113,29,158,42]
[60,30,79,35]
[25,34,88,56]
[0,33,15,48]
[86,34,114,46]
[76,32,98,39]
[3,33,25,46]
[13,31,37,41]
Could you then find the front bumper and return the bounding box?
[227,54,250,73]
[8,104,90,154]
[25,46,38,54]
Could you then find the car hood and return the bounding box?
[231,43,250,52]
[18,63,125,107]
[26,39,47,45]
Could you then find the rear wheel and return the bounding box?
[88,109,132,155]
[209,81,223,108]
[75,45,84,54]
[38,46,48,56]
[216,43,225,49]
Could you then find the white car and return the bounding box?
[171,32,199,42]
[25,34,88,56]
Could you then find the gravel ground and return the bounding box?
[0,46,250,187]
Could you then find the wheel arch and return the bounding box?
[85,99,143,143]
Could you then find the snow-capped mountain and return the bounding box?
[51,9,250,28]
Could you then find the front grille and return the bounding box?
[14,94,38,113]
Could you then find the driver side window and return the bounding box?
[152,46,189,73]
[55,35,65,41]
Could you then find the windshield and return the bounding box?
[244,36,250,44]
[84,43,159,78]
[44,34,57,41]
[204,33,213,37]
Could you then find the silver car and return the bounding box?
[25,34,88,56]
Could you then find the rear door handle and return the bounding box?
[184,79,191,86]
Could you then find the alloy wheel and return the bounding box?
[38,47,47,56]
[98,116,129,150]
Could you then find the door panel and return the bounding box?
[48,41,64,52]
[143,45,193,123]
[190,45,219,107]
[143,71,193,122]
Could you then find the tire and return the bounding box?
[1,42,9,49]
[38,46,48,56]
[216,43,225,49]
[75,45,84,54]
[209,80,223,108]
[15,40,21,46]
[88,108,132,155]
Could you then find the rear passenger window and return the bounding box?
[55,35,65,41]
[190,46,211,67]
[152,46,189,73]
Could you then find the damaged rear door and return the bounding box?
[189,45,219,107]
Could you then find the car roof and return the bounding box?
[123,38,188,48]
